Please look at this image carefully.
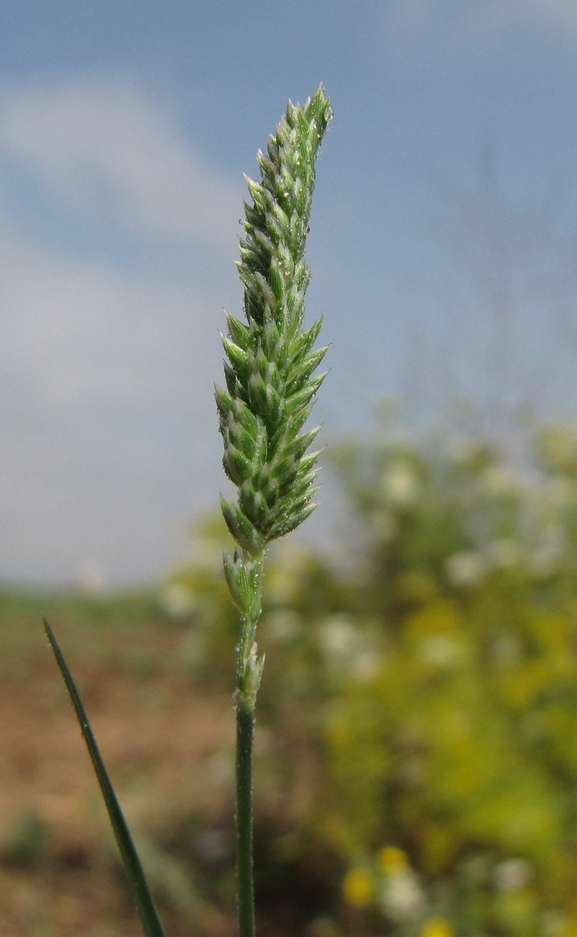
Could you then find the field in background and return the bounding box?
[6,418,577,936]
[0,592,238,937]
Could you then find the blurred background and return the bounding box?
[3,2,577,935]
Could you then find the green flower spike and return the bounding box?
[216,84,332,708]
[216,85,332,937]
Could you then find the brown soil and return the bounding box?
[0,654,236,937]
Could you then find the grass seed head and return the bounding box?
[216,85,332,556]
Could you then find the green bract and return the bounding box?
[216,85,332,556]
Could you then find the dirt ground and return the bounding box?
[0,646,237,937]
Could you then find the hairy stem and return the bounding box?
[234,552,264,937]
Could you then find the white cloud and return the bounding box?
[384,0,577,52]
[0,76,251,584]
[2,232,204,411]
[0,75,332,586]
[0,77,242,250]
[0,219,230,585]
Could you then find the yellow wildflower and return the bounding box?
[377,845,409,876]
[342,868,374,907]
[421,917,455,937]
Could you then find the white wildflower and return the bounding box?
[380,870,425,922]
[382,464,420,507]
[319,615,359,663]
[445,550,486,587]
[494,859,531,891]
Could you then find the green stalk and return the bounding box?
[236,706,256,937]
[44,618,166,937]
[216,87,332,937]
[234,552,263,937]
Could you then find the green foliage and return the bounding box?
[44,619,166,937]
[169,419,577,936]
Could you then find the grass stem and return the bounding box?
[218,86,332,937]
[236,705,256,937]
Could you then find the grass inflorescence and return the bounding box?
[216,85,332,937]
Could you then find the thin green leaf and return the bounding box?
[43,618,167,937]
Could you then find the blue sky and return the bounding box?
[2,1,577,586]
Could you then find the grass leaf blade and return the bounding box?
[43,618,167,937]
